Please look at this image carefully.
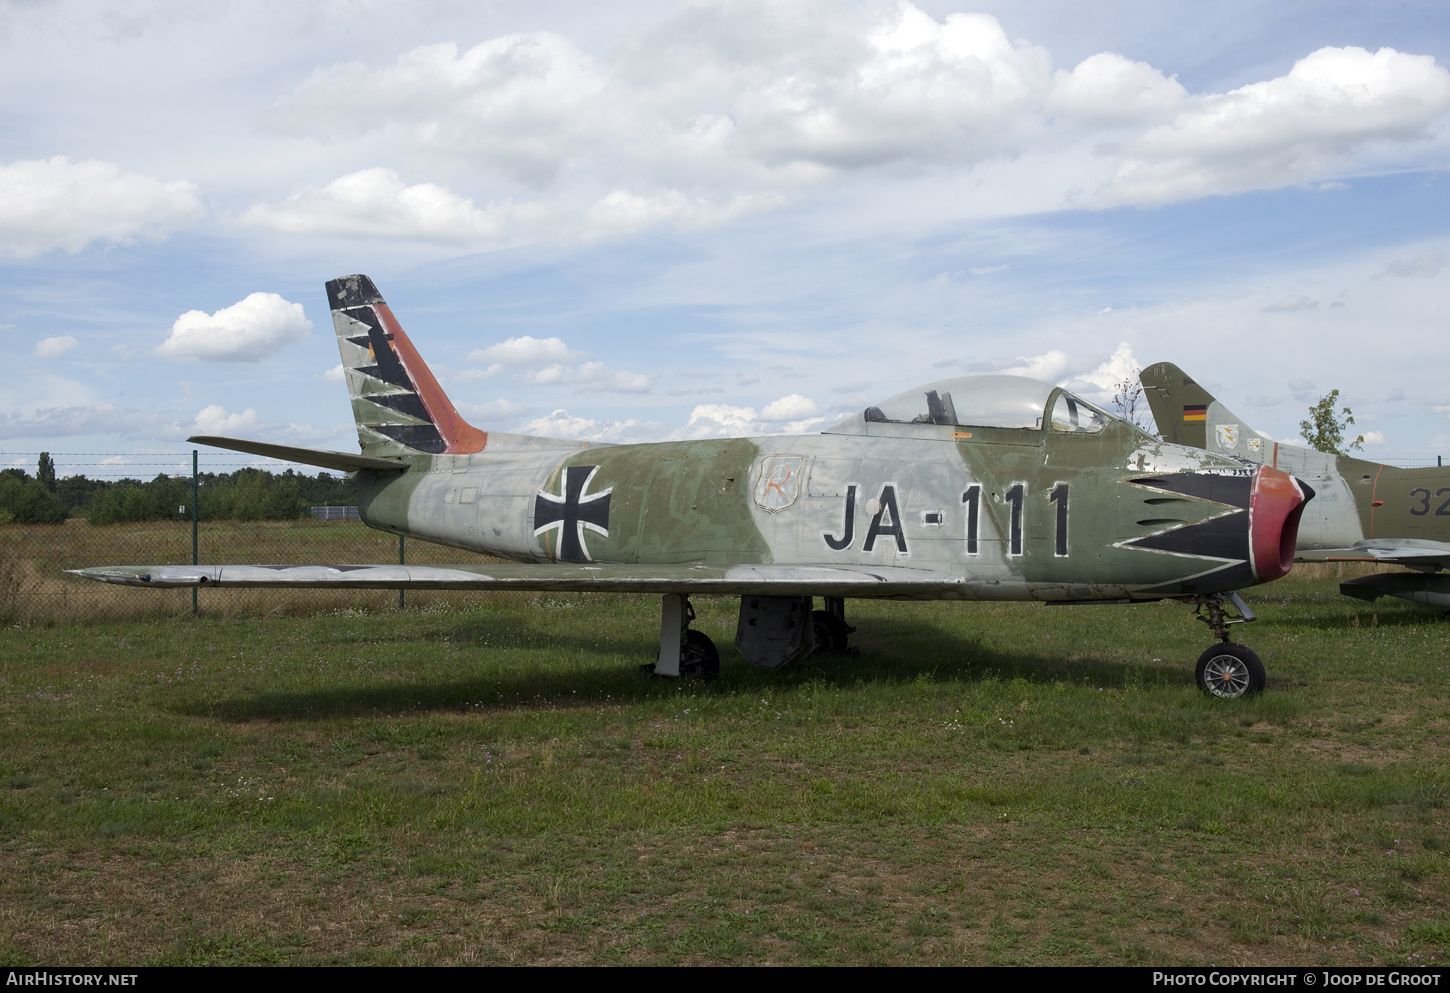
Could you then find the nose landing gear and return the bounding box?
[1190,592,1264,698]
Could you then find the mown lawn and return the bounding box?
[0,577,1446,965]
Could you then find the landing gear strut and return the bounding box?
[641,593,719,680]
[811,597,856,655]
[1190,591,1264,698]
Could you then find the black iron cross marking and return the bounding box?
[533,465,612,562]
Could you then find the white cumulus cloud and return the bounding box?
[0,156,201,258]
[584,189,777,237]
[269,35,607,185]
[680,394,825,438]
[267,5,1053,185]
[1046,52,1187,127]
[1099,47,1450,206]
[519,360,654,394]
[253,7,1450,237]
[242,167,552,243]
[517,408,664,443]
[467,335,581,365]
[158,292,312,363]
[1003,349,1074,382]
[191,405,260,436]
[681,403,759,439]
[994,343,1145,410]
[1071,342,1143,393]
[33,335,78,358]
[760,394,821,421]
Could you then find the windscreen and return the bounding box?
[863,376,1055,430]
[1049,392,1111,433]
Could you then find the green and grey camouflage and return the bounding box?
[76,278,1316,698]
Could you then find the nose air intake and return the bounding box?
[1249,466,1312,583]
[1126,464,1313,596]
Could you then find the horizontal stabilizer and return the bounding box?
[71,562,971,598]
[188,435,409,474]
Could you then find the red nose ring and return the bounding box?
[1249,465,1312,583]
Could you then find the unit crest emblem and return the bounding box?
[752,456,806,513]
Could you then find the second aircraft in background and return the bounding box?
[1142,362,1450,610]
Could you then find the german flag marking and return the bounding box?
[1183,404,1207,422]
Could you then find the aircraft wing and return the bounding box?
[1297,538,1450,569]
[69,562,973,598]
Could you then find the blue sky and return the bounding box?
[3,0,1450,477]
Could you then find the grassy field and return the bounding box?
[0,557,1447,966]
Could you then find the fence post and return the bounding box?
[192,450,198,617]
[399,534,405,610]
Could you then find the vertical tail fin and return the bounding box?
[1141,361,1269,464]
[326,274,486,457]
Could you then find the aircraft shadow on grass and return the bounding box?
[175,617,1190,722]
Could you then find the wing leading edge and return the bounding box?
[70,562,971,598]
[1295,538,1450,570]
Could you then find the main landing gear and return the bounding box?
[811,597,856,656]
[641,593,719,680]
[642,595,858,679]
[1190,592,1265,699]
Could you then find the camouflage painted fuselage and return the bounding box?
[354,414,1283,602]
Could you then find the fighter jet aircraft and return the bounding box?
[1142,361,1450,610]
[75,277,1313,698]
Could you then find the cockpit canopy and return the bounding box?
[827,375,1117,435]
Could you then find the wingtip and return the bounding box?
[68,566,152,586]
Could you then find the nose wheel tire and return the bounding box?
[1195,643,1265,699]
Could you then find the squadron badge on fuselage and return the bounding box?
[752,455,806,513]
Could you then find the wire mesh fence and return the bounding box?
[2,452,321,480]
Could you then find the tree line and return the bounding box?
[0,454,358,525]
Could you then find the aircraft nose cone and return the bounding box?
[1249,465,1313,583]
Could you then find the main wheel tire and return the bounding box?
[681,630,720,680]
[1195,643,1265,699]
[811,610,850,655]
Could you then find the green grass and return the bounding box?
[0,575,1447,965]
